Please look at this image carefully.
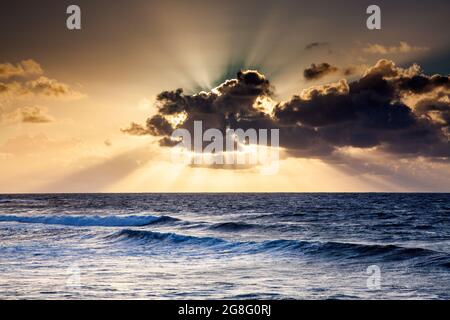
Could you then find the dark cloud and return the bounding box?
[305,42,329,50]
[278,60,450,158]
[343,66,358,76]
[416,100,450,128]
[123,69,274,144]
[121,122,149,136]
[124,60,450,160]
[303,63,338,80]
[397,74,449,94]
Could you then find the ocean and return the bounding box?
[0,193,449,299]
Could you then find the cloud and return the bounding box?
[304,42,329,50]
[0,60,83,125]
[303,63,367,79]
[0,59,43,79]
[123,60,450,161]
[24,76,83,99]
[363,41,429,55]
[341,64,368,77]
[121,122,151,136]
[0,60,84,101]
[123,69,273,136]
[0,78,84,100]
[277,60,449,158]
[19,106,54,123]
[303,63,338,80]
[0,60,84,125]
[1,105,54,124]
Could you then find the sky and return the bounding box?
[0,0,449,193]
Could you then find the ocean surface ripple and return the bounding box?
[0,193,449,299]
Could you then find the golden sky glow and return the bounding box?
[0,0,449,193]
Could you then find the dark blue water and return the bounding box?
[0,193,449,299]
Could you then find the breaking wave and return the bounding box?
[0,214,178,227]
[107,229,450,267]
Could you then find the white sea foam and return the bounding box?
[0,214,163,227]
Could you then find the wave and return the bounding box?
[108,229,226,246]
[107,229,449,266]
[0,199,46,205]
[145,215,180,225]
[257,239,440,260]
[209,222,256,231]
[0,214,178,227]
